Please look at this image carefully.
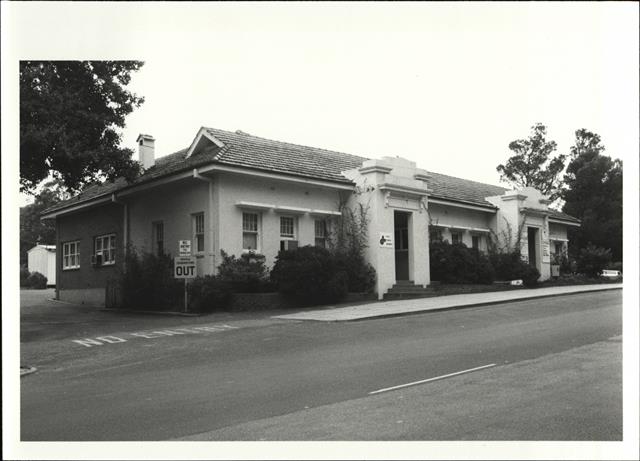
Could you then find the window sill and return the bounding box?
[62,267,80,271]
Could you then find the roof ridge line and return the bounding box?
[204,126,371,161]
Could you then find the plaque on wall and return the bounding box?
[379,232,394,248]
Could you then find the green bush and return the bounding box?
[270,245,350,306]
[333,251,376,293]
[20,266,31,287]
[606,261,623,273]
[559,255,576,275]
[516,264,541,287]
[576,243,612,277]
[217,250,274,293]
[429,241,495,284]
[26,271,48,289]
[120,248,182,310]
[188,276,233,313]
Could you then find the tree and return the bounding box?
[562,129,622,261]
[20,61,145,193]
[20,179,70,266]
[497,123,566,201]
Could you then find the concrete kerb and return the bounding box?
[342,285,624,323]
[272,284,623,322]
[21,366,38,377]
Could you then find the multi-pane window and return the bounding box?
[555,242,563,255]
[451,232,461,245]
[280,216,295,239]
[95,234,116,265]
[315,220,327,248]
[62,241,80,269]
[242,212,259,251]
[472,235,479,250]
[153,222,164,256]
[193,213,204,253]
[429,227,443,242]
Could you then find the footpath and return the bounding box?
[272,283,623,322]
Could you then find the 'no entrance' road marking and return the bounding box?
[368,363,497,395]
[71,324,239,348]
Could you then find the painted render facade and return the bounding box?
[43,127,580,306]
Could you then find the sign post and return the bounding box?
[175,240,196,313]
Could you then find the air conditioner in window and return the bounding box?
[280,240,298,251]
[91,254,102,266]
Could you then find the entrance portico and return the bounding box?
[343,157,431,299]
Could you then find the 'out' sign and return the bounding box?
[174,256,197,278]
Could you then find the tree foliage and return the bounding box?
[20,61,145,193]
[562,129,622,260]
[19,179,69,265]
[497,123,566,201]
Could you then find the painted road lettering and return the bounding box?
[72,323,240,347]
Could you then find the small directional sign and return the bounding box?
[379,232,393,248]
[179,240,192,256]
[174,256,197,279]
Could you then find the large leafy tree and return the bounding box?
[20,179,70,266]
[562,129,622,261]
[497,123,567,201]
[20,61,145,193]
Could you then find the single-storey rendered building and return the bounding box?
[42,127,580,306]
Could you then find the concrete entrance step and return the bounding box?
[384,282,435,300]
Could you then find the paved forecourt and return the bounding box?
[272,284,623,322]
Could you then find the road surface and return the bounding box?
[20,290,622,441]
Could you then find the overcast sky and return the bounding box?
[7,2,639,203]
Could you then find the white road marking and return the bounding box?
[368,363,497,395]
[71,323,241,347]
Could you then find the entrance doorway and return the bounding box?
[394,211,410,281]
[527,227,538,269]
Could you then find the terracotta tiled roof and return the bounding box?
[548,209,581,223]
[42,128,579,223]
[425,171,507,207]
[205,128,366,183]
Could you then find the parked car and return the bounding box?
[601,269,621,278]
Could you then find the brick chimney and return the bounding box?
[136,134,155,169]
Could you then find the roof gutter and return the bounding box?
[428,197,498,213]
[41,195,112,220]
[548,217,581,227]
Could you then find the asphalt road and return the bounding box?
[20,290,622,441]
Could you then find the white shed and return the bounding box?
[27,245,56,286]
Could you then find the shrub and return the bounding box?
[20,266,31,287]
[516,264,541,287]
[429,241,495,284]
[559,255,576,275]
[188,276,233,313]
[217,250,274,293]
[26,271,47,289]
[120,248,182,310]
[270,245,350,306]
[606,261,623,273]
[333,251,376,293]
[488,251,540,286]
[576,243,612,278]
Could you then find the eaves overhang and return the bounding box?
[41,160,356,219]
[548,217,581,227]
[428,196,498,213]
